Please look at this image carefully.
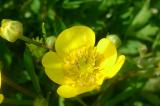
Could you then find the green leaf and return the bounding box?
[47,8,56,21]
[119,40,142,55]
[130,0,152,30]
[135,24,159,41]
[33,96,48,106]
[99,0,125,11]
[98,0,114,11]
[23,48,42,95]
[0,40,12,67]
[142,92,160,106]
[152,32,160,49]
[31,0,40,13]
[62,0,93,9]
[105,84,143,106]
[62,0,84,9]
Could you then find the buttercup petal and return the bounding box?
[45,67,65,85]
[96,72,106,85]
[76,86,96,95]
[96,38,117,68]
[42,51,63,68]
[55,26,95,55]
[42,52,65,84]
[57,85,96,98]
[103,55,125,79]
[57,85,78,98]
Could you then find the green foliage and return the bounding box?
[0,0,160,106]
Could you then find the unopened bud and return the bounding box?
[138,44,147,57]
[0,19,23,42]
[45,36,56,50]
[106,34,121,48]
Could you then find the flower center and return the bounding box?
[63,46,100,87]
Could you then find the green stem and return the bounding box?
[59,96,65,106]
[24,49,42,96]
[2,74,36,98]
[76,97,88,106]
[20,35,45,48]
[2,98,33,105]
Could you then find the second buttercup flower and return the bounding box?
[42,26,125,98]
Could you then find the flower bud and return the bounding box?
[0,19,23,42]
[45,36,56,50]
[138,44,147,58]
[106,34,121,48]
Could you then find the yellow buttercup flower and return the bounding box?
[42,26,125,98]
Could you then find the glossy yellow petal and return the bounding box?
[42,52,65,84]
[44,67,65,85]
[77,86,96,95]
[57,85,78,98]
[96,38,117,68]
[42,51,62,68]
[55,26,95,55]
[57,85,96,98]
[96,72,106,85]
[0,94,4,104]
[103,55,125,79]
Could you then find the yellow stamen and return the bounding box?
[63,47,101,87]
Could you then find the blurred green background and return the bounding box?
[0,0,160,106]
